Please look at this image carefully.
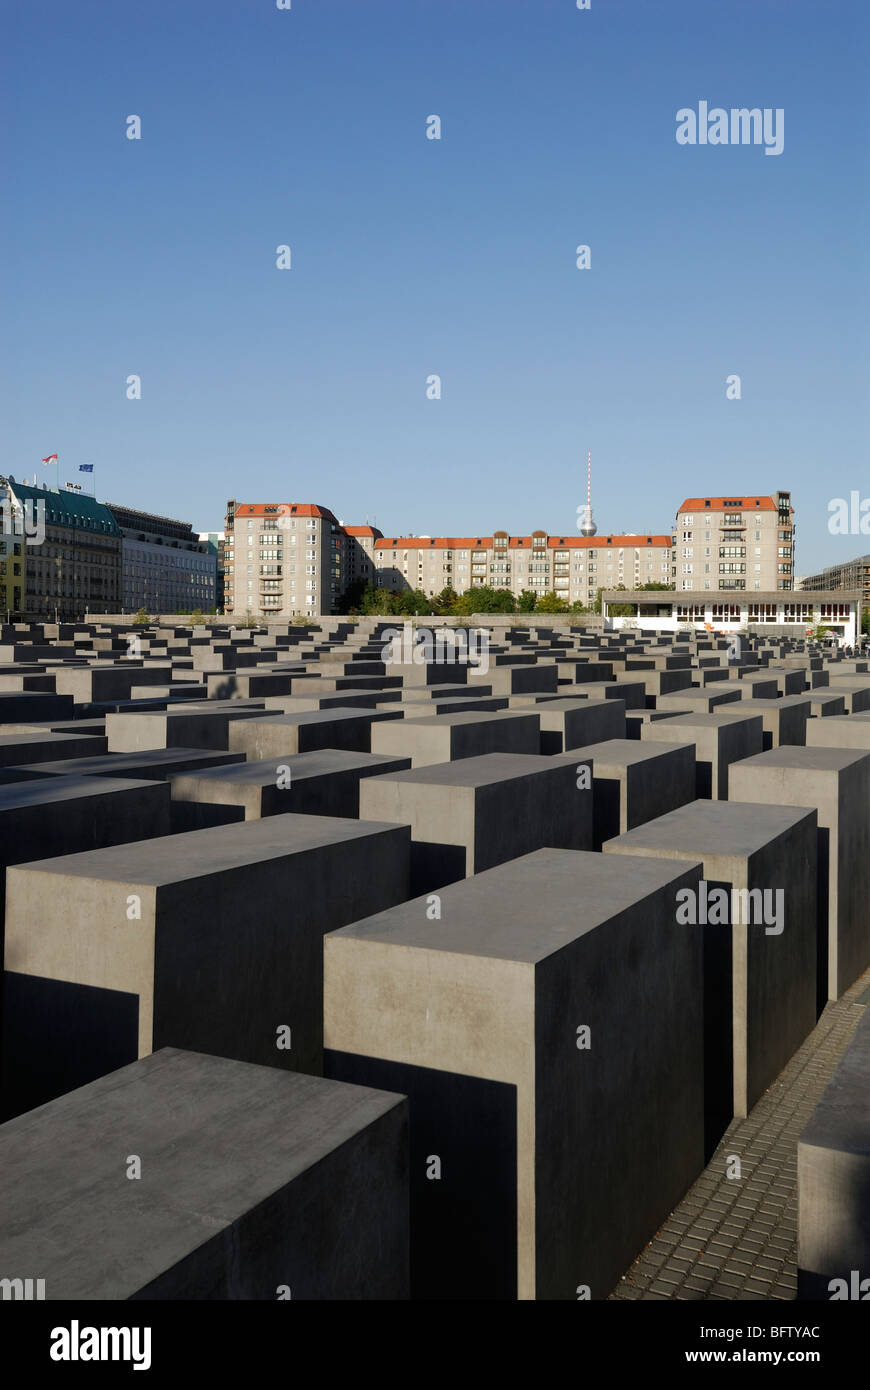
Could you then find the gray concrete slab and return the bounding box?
[731,695,812,750]
[324,847,705,1301]
[604,799,818,1122]
[359,751,593,892]
[656,686,743,714]
[561,739,695,849]
[169,749,413,824]
[568,680,646,711]
[13,748,247,780]
[808,692,847,718]
[0,773,171,971]
[0,731,112,767]
[806,711,870,752]
[0,692,75,723]
[0,1048,409,1299]
[797,1006,870,1300]
[106,707,269,753]
[729,747,870,1001]
[227,708,402,759]
[640,711,764,799]
[370,710,541,768]
[3,813,410,1114]
[533,697,627,753]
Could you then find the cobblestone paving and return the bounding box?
[612,968,869,1301]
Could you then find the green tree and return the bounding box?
[517,589,537,612]
[431,586,459,615]
[397,588,432,616]
[603,584,636,618]
[337,579,367,614]
[535,590,569,614]
[452,585,516,614]
[133,607,150,627]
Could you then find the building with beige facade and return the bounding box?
[224,500,346,618]
[373,531,674,606]
[674,492,795,593]
[223,489,796,616]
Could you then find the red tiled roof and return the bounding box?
[677,497,778,513]
[374,534,672,550]
[230,502,339,522]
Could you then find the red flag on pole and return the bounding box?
[41,454,58,464]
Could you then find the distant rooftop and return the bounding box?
[6,479,120,536]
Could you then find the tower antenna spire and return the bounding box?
[579,448,597,536]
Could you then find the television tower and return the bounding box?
[578,448,597,536]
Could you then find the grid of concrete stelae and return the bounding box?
[0,614,868,1301]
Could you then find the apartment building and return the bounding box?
[800,553,870,611]
[198,532,226,611]
[374,531,674,605]
[220,488,795,616]
[674,493,795,593]
[1,477,121,618]
[0,479,24,618]
[224,500,345,617]
[0,531,24,619]
[107,505,217,614]
[341,525,382,592]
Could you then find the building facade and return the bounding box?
[223,501,344,618]
[674,493,795,593]
[603,588,860,644]
[800,554,870,610]
[220,487,796,615]
[0,530,24,620]
[107,505,217,614]
[2,477,121,618]
[0,478,25,618]
[341,525,382,594]
[374,532,674,605]
[198,532,226,612]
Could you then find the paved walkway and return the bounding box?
[612,968,870,1301]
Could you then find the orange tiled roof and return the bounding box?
[374,534,672,550]
[231,502,339,522]
[677,497,778,513]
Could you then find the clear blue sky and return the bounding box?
[3,0,867,574]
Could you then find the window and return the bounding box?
[782,603,813,623]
